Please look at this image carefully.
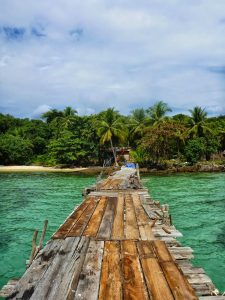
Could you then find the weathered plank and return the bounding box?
[8,239,63,299]
[137,241,155,259]
[111,193,124,240]
[169,246,194,260]
[97,197,117,239]
[74,240,104,300]
[153,227,183,238]
[140,257,174,300]
[83,196,107,237]
[160,261,198,300]
[48,237,89,300]
[45,237,89,300]
[53,197,92,239]
[153,240,174,262]
[125,193,140,240]
[121,240,148,300]
[29,237,81,299]
[187,273,214,285]
[67,200,98,237]
[132,193,154,240]
[98,241,122,300]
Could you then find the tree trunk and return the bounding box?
[110,138,118,166]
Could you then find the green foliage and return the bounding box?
[146,101,172,124]
[130,148,147,167]
[96,108,126,165]
[128,109,151,146]
[184,138,206,165]
[141,121,186,163]
[187,106,212,138]
[0,103,224,167]
[0,134,33,165]
[47,131,98,166]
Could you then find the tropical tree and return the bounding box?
[146,101,172,125]
[187,106,212,138]
[129,108,151,143]
[184,138,205,165]
[96,108,126,166]
[61,106,78,130]
[0,134,33,165]
[42,109,63,123]
[63,106,77,117]
[141,120,186,163]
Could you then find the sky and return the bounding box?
[0,0,225,118]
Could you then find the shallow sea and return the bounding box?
[0,172,225,292]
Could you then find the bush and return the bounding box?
[0,134,33,165]
[184,138,205,165]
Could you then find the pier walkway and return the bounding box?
[2,168,224,299]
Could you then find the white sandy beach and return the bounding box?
[0,166,87,172]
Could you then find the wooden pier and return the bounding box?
[1,168,224,299]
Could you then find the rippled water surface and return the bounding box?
[143,172,225,292]
[0,172,225,292]
[0,172,95,291]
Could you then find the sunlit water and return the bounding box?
[143,173,225,292]
[0,172,225,292]
[0,172,96,292]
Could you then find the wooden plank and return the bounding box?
[0,279,19,298]
[169,247,194,260]
[29,237,81,299]
[153,227,183,238]
[98,241,122,300]
[99,178,112,190]
[67,200,97,237]
[143,204,163,220]
[137,241,155,259]
[53,197,92,239]
[111,193,124,239]
[8,239,63,299]
[97,197,117,239]
[83,196,107,237]
[121,240,148,300]
[140,257,174,300]
[132,193,155,240]
[187,273,213,285]
[153,240,174,262]
[45,237,89,300]
[125,193,140,240]
[160,261,198,300]
[74,240,104,300]
[110,178,122,189]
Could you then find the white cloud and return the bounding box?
[0,0,225,117]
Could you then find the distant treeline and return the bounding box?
[0,102,225,167]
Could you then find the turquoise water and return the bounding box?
[0,172,96,291]
[0,172,225,293]
[143,173,225,292]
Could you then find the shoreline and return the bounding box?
[0,164,224,174]
[0,166,88,173]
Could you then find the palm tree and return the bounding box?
[147,101,172,125]
[42,109,63,123]
[62,106,78,129]
[129,108,151,144]
[187,106,212,137]
[63,106,77,117]
[96,108,126,166]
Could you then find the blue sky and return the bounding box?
[0,0,225,118]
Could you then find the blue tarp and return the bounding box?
[125,162,136,168]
